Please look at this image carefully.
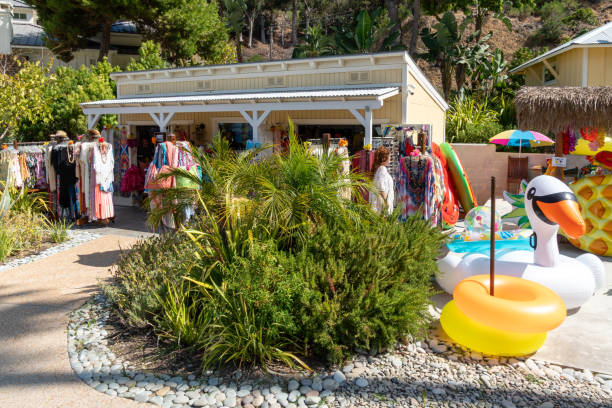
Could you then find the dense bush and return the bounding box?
[103,233,199,328]
[107,124,443,370]
[446,96,504,144]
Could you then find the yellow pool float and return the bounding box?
[440,275,566,356]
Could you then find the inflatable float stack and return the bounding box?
[441,275,566,356]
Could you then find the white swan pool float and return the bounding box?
[437,175,605,309]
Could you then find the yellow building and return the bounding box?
[510,22,612,87]
[81,51,448,149]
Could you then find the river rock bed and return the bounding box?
[68,295,612,408]
[0,230,101,272]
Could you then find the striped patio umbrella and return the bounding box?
[489,130,554,157]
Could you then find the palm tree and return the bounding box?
[148,119,375,251]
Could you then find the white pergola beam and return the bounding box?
[349,107,373,146]
[239,109,272,143]
[88,113,102,129]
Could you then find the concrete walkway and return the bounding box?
[0,235,144,408]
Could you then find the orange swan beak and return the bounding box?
[537,199,586,239]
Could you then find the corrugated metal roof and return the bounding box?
[510,22,612,73]
[81,86,400,107]
[11,22,45,47]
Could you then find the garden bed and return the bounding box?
[69,295,612,408]
[0,230,101,272]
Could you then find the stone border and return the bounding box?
[0,230,101,272]
[68,295,612,408]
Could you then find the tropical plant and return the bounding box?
[446,94,501,143]
[420,12,471,100]
[8,187,48,214]
[148,120,371,248]
[331,9,403,55]
[292,25,333,58]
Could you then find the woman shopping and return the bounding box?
[370,146,394,215]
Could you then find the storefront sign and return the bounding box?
[552,157,567,167]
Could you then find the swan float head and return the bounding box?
[524,175,586,267]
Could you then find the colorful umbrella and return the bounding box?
[489,130,554,157]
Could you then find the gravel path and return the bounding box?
[0,230,100,272]
[69,296,612,408]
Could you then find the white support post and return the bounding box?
[364,108,372,147]
[160,112,175,132]
[239,109,272,143]
[88,113,102,129]
[349,107,373,147]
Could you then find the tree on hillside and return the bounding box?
[332,9,402,54]
[140,0,236,66]
[126,41,169,71]
[29,0,150,62]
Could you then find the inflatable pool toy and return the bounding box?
[465,206,500,233]
[502,179,531,229]
[437,175,606,309]
[440,143,478,212]
[446,229,533,254]
[440,275,566,356]
[433,143,459,226]
[565,175,612,256]
[569,133,612,156]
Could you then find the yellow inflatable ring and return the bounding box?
[454,275,566,333]
[441,300,547,356]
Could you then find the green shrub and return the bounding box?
[108,121,443,370]
[0,229,15,262]
[446,96,502,143]
[0,211,46,254]
[562,8,598,28]
[102,233,199,327]
[298,217,441,363]
[45,218,72,243]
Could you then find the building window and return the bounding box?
[196,80,213,90]
[347,71,371,84]
[13,12,28,20]
[137,84,152,94]
[543,62,558,85]
[266,76,285,87]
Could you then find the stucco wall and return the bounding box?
[452,143,589,204]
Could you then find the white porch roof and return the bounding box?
[81,85,400,109]
[81,85,400,145]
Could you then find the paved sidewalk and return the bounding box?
[0,235,144,408]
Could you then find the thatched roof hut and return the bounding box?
[515,86,612,134]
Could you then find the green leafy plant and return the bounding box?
[9,187,48,214]
[45,218,72,243]
[446,95,501,143]
[331,9,402,55]
[0,228,15,262]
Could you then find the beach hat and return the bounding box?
[52,130,68,138]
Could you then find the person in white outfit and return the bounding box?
[370,146,394,215]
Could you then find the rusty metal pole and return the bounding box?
[490,176,495,296]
